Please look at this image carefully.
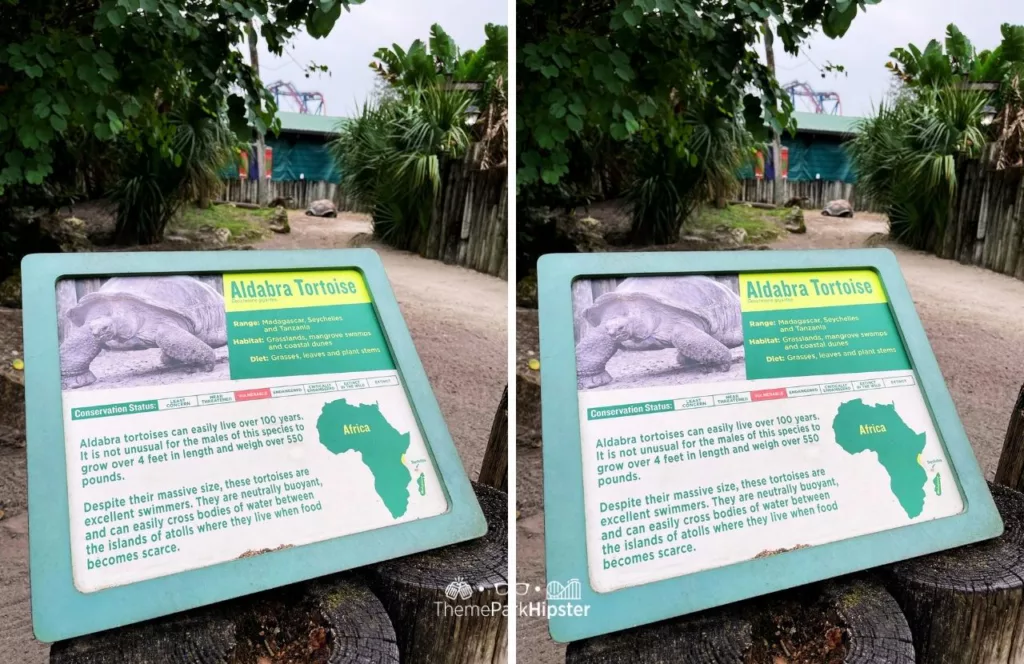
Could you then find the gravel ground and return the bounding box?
[0,210,507,662]
[516,210,1024,664]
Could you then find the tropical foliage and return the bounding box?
[331,87,472,247]
[627,98,756,244]
[111,105,237,244]
[370,23,507,97]
[339,24,506,248]
[887,23,1024,99]
[516,0,878,251]
[847,87,988,248]
[850,23,1024,249]
[0,0,362,243]
[517,0,880,193]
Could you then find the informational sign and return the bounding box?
[539,250,1001,642]
[23,251,485,641]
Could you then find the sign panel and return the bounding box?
[539,250,1001,642]
[24,250,485,641]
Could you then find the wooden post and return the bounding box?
[50,574,398,663]
[884,483,1024,664]
[478,386,508,492]
[566,577,913,663]
[994,384,1024,491]
[366,482,508,664]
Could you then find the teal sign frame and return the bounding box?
[537,248,1002,642]
[22,249,486,641]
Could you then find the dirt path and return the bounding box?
[516,211,1024,664]
[0,211,506,662]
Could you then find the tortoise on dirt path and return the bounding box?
[305,199,337,218]
[59,276,227,389]
[822,199,854,218]
[575,276,743,389]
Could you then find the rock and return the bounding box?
[213,228,231,244]
[784,206,806,234]
[516,271,538,308]
[0,271,21,308]
[0,308,25,447]
[165,235,190,245]
[267,196,293,209]
[783,196,810,209]
[40,215,91,253]
[555,215,608,253]
[268,206,290,234]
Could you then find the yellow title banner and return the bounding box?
[739,270,887,312]
[223,270,371,312]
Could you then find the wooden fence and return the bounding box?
[736,179,885,213]
[402,144,508,279]
[927,153,1024,280]
[217,179,365,212]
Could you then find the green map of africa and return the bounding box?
[316,399,412,518]
[832,399,928,518]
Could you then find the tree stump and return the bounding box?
[50,609,236,664]
[365,482,508,664]
[50,574,398,663]
[566,576,913,663]
[994,384,1024,491]
[884,483,1024,664]
[479,386,508,491]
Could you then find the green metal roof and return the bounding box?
[276,112,347,136]
[791,111,863,136]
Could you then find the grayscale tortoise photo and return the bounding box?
[58,276,228,389]
[305,198,338,218]
[822,199,854,218]
[574,276,744,390]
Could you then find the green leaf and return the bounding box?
[5,150,24,168]
[566,114,583,132]
[689,153,699,167]
[25,169,45,185]
[549,102,566,119]
[94,122,112,140]
[107,7,127,26]
[639,99,656,117]
[568,102,586,116]
[33,103,51,119]
[609,123,629,140]
[540,65,559,78]
[623,8,640,26]
[25,65,43,78]
[49,114,67,132]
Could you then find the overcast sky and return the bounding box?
[774,0,1024,117]
[257,0,507,117]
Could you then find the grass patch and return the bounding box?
[686,204,786,243]
[170,204,274,242]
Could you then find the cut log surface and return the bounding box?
[478,386,508,491]
[885,483,1024,664]
[994,384,1024,491]
[566,576,913,664]
[49,574,398,663]
[367,482,508,664]
[49,610,236,664]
